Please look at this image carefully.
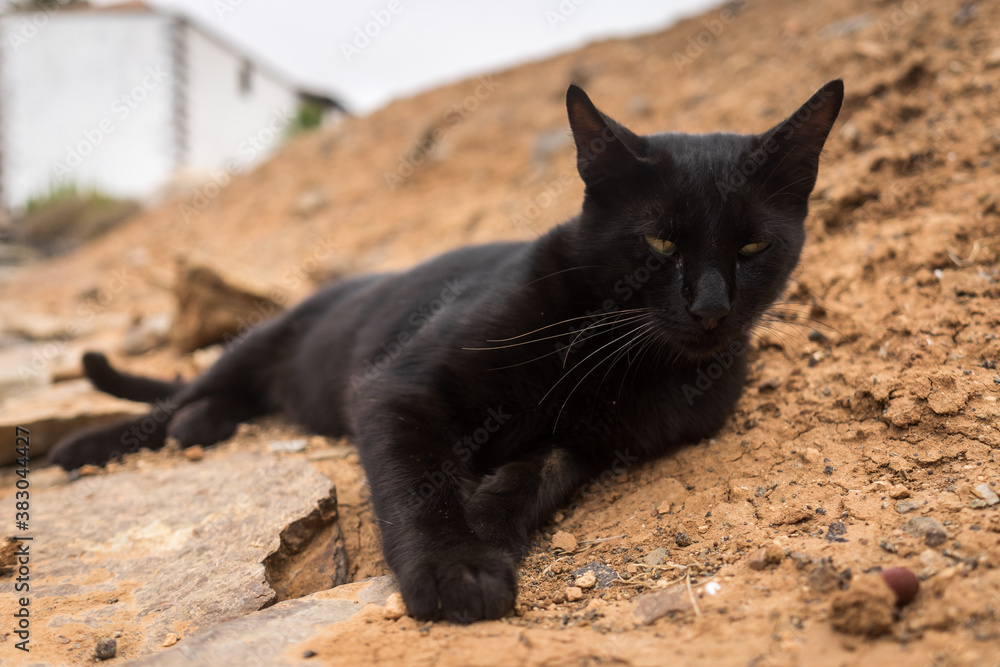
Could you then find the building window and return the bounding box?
[239,60,253,95]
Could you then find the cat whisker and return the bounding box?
[590,317,656,400]
[617,326,660,400]
[553,321,658,430]
[487,347,565,371]
[763,307,849,338]
[538,321,650,410]
[759,316,830,336]
[753,322,803,352]
[780,279,857,320]
[484,313,652,370]
[465,312,650,352]
[480,307,656,344]
[758,311,849,344]
[562,313,651,369]
[506,265,604,296]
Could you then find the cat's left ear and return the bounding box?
[566,85,647,188]
[759,79,844,201]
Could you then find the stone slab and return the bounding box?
[126,577,397,666]
[0,379,147,465]
[1,451,345,662]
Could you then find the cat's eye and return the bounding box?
[645,236,677,256]
[739,241,771,257]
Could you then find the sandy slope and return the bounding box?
[2,0,1000,663]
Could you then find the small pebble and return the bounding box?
[801,448,821,463]
[183,445,204,461]
[574,570,597,589]
[162,633,179,648]
[704,582,722,596]
[643,547,667,566]
[924,528,947,547]
[95,637,117,660]
[303,650,317,658]
[879,540,898,554]
[825,522,848,543]
[789,551,814,570]
[879,567,919,605]
[888,485,910,499]
[748,544,785,571]
[632,587,691,624]
[566,586,584,602]
[973,483,1000,506]
[675,533,693,548]
[895,500,920,514]
[270,438,308,453]
[383,592,407,620]
[551,530,578,552]
[903,516,947,547]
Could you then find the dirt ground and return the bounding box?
[2,0,1000,664]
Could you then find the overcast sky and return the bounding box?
[86,0,719,113]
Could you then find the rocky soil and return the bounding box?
[2,0,1000,664]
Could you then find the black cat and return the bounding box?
[49,81,843,623]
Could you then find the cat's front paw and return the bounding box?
[396,545,517,623]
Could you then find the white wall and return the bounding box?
[0,11,176,208]
[184,24,299,176]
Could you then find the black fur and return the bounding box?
[48,82,843,622]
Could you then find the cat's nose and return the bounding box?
[690,303,730,330]
[689,269,730,330]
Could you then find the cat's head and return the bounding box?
[565,81,843,359]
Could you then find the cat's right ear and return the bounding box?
[758,79,844,202]
[566,85,646,188]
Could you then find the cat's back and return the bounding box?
[351,240,533,332]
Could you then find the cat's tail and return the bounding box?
[49,352,266,470]
[44,353,185,470]
[82,351,185,404]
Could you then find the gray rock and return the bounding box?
[903,516,948,547]
[633,587,692,625]
[895,500,920,514]
[973,483,1000,506]
[29,452,346,657]
[127,577,396,666]
[643,547,667,566]
[270,438,309,453]
[96,637,117,660]
[570,561,619,590]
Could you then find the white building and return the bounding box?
[0,1,344,210]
